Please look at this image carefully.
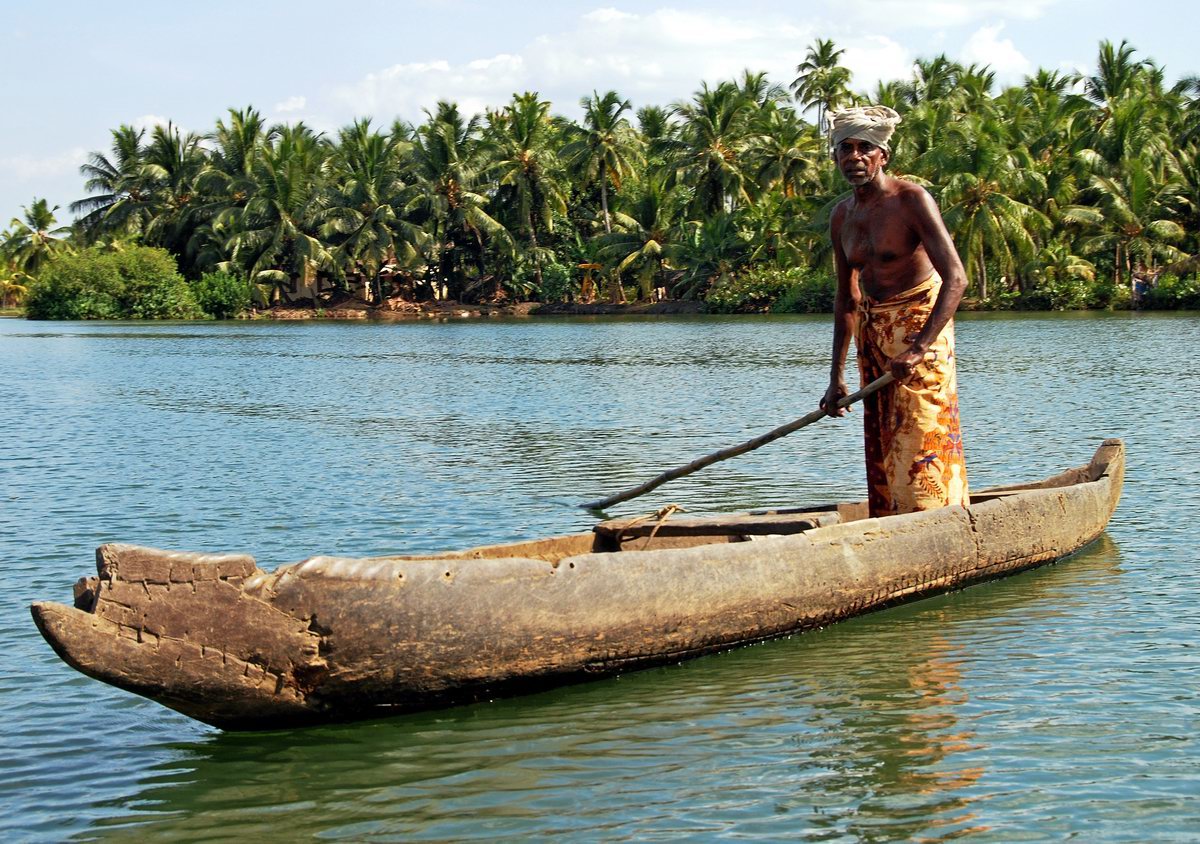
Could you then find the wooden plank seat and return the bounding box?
[594,509,842,540]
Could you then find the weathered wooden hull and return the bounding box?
[32,440,1124,731]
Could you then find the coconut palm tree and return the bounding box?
[221,123,333,302]
[202,107,274,214]
[739,70,789,111]
[671,81,758,216]
[740,192,823,269]
[138,122,209,262]
[1023,239,1096,308]
[932,117,1050,300]
[1076,154,1186,287]
[1083,40,1153,107]
[790,39,853,134]
[3,198,71,278]
[406,102,510,298]
[636,104,680,169]
[904,55,963,107]
[750,107,823,198]
[71,125,154,241]
[0,263,30,309]
[562,90,643,234]
[596,176,683,300]
[323,118,424,299]
[673,212,750,300]
[486,92,568,292]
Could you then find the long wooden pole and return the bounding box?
[580,373,895,511]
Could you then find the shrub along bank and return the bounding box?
[24,247,203,320]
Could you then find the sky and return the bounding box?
[2,0,1195,226]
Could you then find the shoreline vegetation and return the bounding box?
[3,39,1199,321]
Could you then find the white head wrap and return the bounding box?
[829,105,902,151]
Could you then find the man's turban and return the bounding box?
[829,106,902,151]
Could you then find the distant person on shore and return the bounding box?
[821,105,970,517]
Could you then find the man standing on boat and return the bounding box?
[821,105,970,517]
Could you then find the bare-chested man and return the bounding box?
[821,106,970,517]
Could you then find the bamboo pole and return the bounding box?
[580,373,895,511]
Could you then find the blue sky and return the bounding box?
[2,0,1194,225]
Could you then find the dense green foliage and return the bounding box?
[25,246,202,320]
[191,270,255,319]
[706,266,836,313]
[1143,273,1200,309]
[3,39,1199,315]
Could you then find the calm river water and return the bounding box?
[2,312,1197,840]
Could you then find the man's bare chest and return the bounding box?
[840,201,918,266]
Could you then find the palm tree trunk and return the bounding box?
[608,271,626,304]
[977,253,988,302]
[529,215,543,292]
[600,163,612,234]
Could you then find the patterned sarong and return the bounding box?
[856,273,969,517]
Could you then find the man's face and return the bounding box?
[835,138,889,187]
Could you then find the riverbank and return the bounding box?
[261,297,707,320]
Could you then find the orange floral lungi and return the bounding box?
[856,272,969,517]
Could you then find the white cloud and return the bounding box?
[583,7,636,24]
[330,6,1095,128]
[842,36,914,95]
[838,0,1059,27]
[0,148,87,183]
[274,95,307,113]
[329,8,927,123]
[131,114,172,132]
[960,23,1033,79]
[334,55,526,120]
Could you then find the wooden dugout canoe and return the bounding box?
[32,439,1124,731]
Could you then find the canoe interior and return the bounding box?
[371,447,1110,563]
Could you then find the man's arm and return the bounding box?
[824,202,857,417]
[890,187,968,380]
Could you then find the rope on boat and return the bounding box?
[617,504,685,550]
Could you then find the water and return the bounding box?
[2,312,1197,841]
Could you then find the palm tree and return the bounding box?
[1083,40,1153,106]
[201,107,274,219]
[904,55,963,106]
[1023,240,1096,308]
[562,90,643,234]
[740,192,820,269]
[138,122,209,262]
[791,39,853,134]
[672,81,758,216]
[1076,154,1186,287]
[3,198,71,278]
[932,117,1050,300]
[750,107,823,198]
[406,102,510,298]
[739,70,789,111]
[636,105,680,169]
[221,123,333,302]
[71,125,153,241]
[0,262,30,309]
[487,92,568,292]
[596,176,683,299]
[323,118,424,300]
[673,213,750,299]
[188,107,275,272]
